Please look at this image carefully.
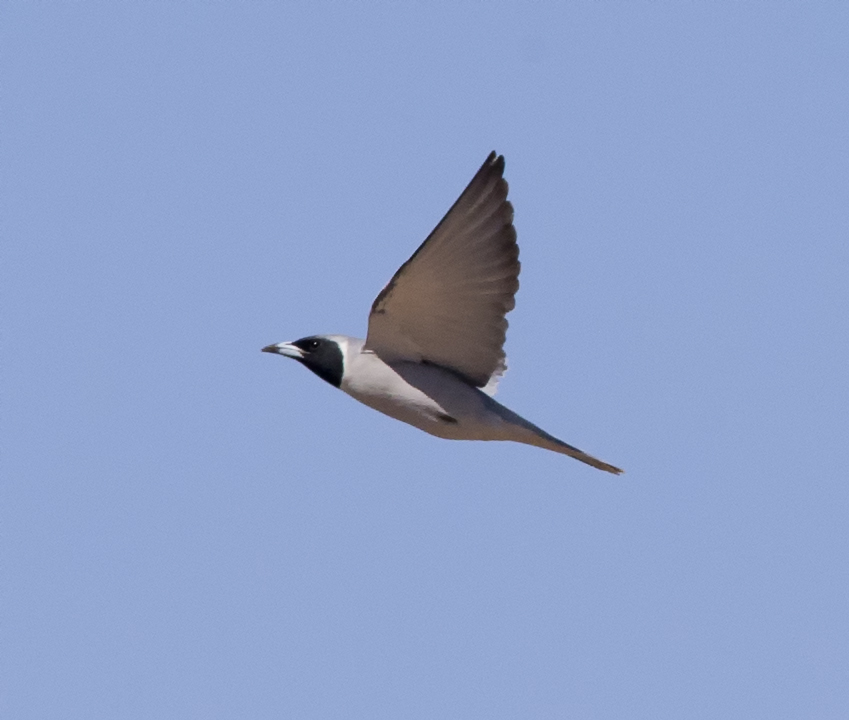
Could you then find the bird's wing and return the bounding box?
[365,152,520,391]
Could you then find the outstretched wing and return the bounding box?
[365,152,520,391]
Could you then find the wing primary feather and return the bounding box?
[370,152,506,316]
[366,152,520,390]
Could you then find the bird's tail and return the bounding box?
[527,430,624,475]
[490,400,623,474]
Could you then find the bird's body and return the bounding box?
[264,153,622,474]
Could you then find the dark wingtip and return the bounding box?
[487,151,505,175]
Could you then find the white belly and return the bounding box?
[340,355,505,440]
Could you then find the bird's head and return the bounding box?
[262,335,345,388]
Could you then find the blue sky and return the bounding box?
[4,4,848,718]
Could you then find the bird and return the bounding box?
[263,152,622,474]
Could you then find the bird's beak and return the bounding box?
[261,342,304,359]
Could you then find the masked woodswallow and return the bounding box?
[263,152,622,474]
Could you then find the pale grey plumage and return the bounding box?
[263,153,622,474]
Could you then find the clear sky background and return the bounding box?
[4,4,848,718]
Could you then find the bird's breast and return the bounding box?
[340,355,499,439]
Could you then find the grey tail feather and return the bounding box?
[538,434,624,475]
[491,401,623,475]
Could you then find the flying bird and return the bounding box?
[263,152,622,474]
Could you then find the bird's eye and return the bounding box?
[308,340,320,350]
